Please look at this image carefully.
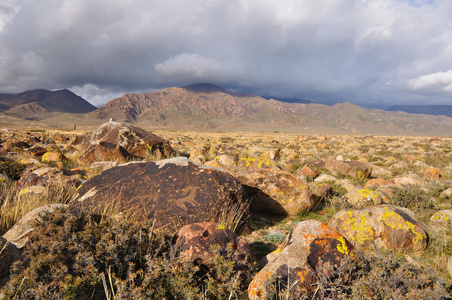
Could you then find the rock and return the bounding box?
[447,257,452,277]
[234,168,315,216]
[297,165,320,178]
[217,154,236,166]
[237,155,278,170]
[363,178,390,190]
[174,222,251,270]
[25,146,47,157]
[370,165,392,178]
[190,155,205,164]
[19,157,41,165]
[189,147,207,160]
[41,152,68,165]
[344,189,386,208]
[337,179,362,193]
[0,236,20,280]
[413,160,429,168]
[389,161,409,170]
[430,210,452,234]
[0,174,11,182]
[17,185,46,198]
[316,158,372,178]
[329,205,429,252]
[314,173,337,183]
[89,161,119,172]
[308,182,331,200]
[18,167,84,188]
[71,157,250,227]
[423,167,442,181]
[390,174,422,186]
[248,220,353,299]
[3,204,69,249]
[79,121,173,164]
[8,141,30,149]
[440,187,452,199]
[336,154,345,161]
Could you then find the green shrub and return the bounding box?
[388,185,436,221]
[343,251,451,300]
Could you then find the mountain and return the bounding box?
[387,105,452,118]
[262,95,313,104]
[0,89,96,116]
[90,84,452,136]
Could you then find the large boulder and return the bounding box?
[78,121,174,164]
[3,204,69,249]
[70,157,250,227]
[174,222,251,270]
[248,220,353,299]
[328,205,429,252]
[234,169,315,216]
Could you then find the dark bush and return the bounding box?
[1,206,253,299]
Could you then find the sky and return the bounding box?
[0,0,452,109]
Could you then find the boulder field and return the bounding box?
[1,124,452,297]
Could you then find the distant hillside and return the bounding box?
[0,89,96,116]
[0,94,13,101]
[387,105,452,118]
[89,83,452,136]
[262,95,313,104]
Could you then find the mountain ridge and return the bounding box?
[0,89,96,116]
[89,84,452,136]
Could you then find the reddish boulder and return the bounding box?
[71,157,250,227]
[174,222,251,270]
[79,121,173,164]
[248,220,353,299]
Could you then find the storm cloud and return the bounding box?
[0,0,451,108]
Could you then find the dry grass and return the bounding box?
[0,182,76,235]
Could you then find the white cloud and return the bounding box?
[407,70,452,91]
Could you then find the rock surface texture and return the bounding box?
[234,168,315,216]
[71,157,250,226]
[329,204,429,251]
[248,220,353,299]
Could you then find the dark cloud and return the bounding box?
[0,0,451,108]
